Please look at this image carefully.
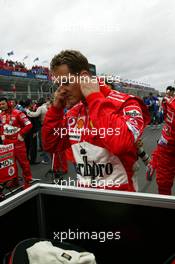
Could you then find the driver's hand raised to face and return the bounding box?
[79,74,100,98]
[53,88,67,109]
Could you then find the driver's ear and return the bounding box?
[79,70,90,77]
[79,71,91,84]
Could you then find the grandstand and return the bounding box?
[100,74,159,97]
[0,58,52,100]
[0,74,53,100]
[114,81,159,98]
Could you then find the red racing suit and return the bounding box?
[153,96,175,195]
[0,108,32,183]
[53,151,68,174]
[42,85,150,191]
[162,95,173,119]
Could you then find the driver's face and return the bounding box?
[166,90,174,97]
[52,64,83,109]
[0,100,8,111]
[170,91,174,97]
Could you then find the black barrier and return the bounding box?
[0,183,175,264]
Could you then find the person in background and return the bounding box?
[10,99,17,109]
[162,86,175,119]
[25,98,50,164]
[16,100,26,112]
[25,99,40,165]
[146,86,175,194]
[0,97,33,189]
[147,93,160,128]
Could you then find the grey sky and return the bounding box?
[1,0,175,91]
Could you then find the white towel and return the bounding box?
[26,241,97,264]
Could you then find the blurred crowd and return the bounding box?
[143,93,163,127]
[0,58,50,77]
[143,87,175,127]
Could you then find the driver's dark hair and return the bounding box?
[50,50,90,74]
[0,97,8,102]
[166,86,174,92]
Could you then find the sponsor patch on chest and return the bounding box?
[3,124,20,135]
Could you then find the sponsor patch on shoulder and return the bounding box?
[124,106,142,117]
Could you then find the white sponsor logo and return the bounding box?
[8,166,15,176]
[0,158,14,169]
[125,109,142,117]
[0,144,14,153]
[67,117,76,127]
[3,124,20,135]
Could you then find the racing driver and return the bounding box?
[42,50,150,192]
[0,97,32,189]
